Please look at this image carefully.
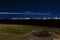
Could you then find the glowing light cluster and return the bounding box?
[0,12,59,20]
[6,17,60,20]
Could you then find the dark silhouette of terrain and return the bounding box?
[0,19,60,27]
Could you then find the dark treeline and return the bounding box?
[0,19,60,27]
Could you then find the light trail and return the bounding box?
[0,12,50,15]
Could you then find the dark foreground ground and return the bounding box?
[0,19,59,40]
[0,19,60,27]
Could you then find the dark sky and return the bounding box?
[0,0,60,18]
[0,0,59,13]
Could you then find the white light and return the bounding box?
[43,17,47,20]
[53,17,58,19]
[24,18,31,20]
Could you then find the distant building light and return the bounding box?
[24,18,31,20]
[53,17,58,19]
[43,17,47,20]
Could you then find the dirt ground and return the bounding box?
[50,32,60,40]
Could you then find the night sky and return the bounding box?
[0,0,60,18]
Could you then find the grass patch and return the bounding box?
[0,24,59,40]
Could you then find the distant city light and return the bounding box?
[0,12,59,20]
